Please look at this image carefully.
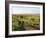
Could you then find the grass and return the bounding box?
[12,15,40,31]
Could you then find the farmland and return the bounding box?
[12,14,40,31]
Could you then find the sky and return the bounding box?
[12,6,40,14]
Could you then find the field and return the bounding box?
[12,14,40,31]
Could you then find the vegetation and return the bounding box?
[12,15,40,31]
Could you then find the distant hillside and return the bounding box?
[12,13,40,16]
